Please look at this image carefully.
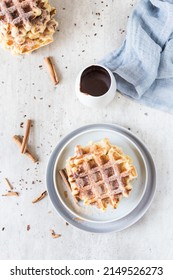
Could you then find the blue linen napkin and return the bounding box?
[100,0,173,114]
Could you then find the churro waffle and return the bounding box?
[0,0,58,54]
[61,139,137,211]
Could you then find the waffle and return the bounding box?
[62,139,137,211]
[0,0,58,54]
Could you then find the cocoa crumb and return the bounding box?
[27,225,30,231]
[20,122,24,128]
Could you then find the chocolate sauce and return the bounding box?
[80,65,111,97]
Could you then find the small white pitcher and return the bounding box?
[75,64,117,108]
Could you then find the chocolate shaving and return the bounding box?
[27,225,31,231]
[32,191,47,203]
[20,122,24,128]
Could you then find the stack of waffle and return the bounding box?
[0,0,58,54]
[64,139,137,211]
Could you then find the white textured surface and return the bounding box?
[0,0,173,260]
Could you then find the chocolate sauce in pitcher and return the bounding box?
[80,65,111,97]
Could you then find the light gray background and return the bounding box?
[0,0,172,260]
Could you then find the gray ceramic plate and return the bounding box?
[46,124,156,233]
[53,128,147,223]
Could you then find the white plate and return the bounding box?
[53,128,147,223]
[47,124,156,233]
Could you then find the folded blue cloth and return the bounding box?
[100,0,173,114]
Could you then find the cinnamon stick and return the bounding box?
[44,57,59,85]
[59,169,79,204]
[12,135,37,163]
[2,192,19,197]
[32,191,47,204]
[21,119,31,154]
[59,169,71,191]
[4,178,13,190]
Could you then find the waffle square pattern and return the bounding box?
[0,0,58,54]
[65,139,137,211]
